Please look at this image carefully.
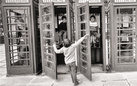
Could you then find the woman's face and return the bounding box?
[90,17,95,22]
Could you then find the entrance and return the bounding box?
[89,6,103,73]
[39,0,74,79]
[54,6,68,74]
[76,1,106,80]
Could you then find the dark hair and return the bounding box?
[63,39,71,48]
[62,16,67,20]
[90,15,96,20]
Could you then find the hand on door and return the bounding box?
[84,34,89,39]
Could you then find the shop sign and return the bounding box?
[79,0,101,3]
[43,0,65,2]
[115,0,136,2]
[6,0,29,3]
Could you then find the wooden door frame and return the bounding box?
[3,6,34,75]
[75,3,106,72]
[113,5,137,71]
[39,3,57,79]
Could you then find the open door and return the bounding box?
[40,3,57,79]
[67,0,75,42]
[77,2,92,80]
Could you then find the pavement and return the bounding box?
[1,44,137,86]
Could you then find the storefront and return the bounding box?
[106,0,137,71]
[39,0,75,79]
[75,0,106,80]
[1,0,41,75]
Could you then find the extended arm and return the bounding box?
[72,34,89,47]
[53,43,63,54]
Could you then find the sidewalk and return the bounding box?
[0,44,137,86]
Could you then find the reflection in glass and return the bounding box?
[44,46,53,53]
[45,55,53,61]
[46,61,53,69]
[118,57,134,63]
[82,61,87,69]
[44,39,53,46]
[81,23,86,30]
[121,51,133,56]
[81,54,87,61]
[43,7,51,14]
[43,15,51,22]
[80,6,85,14]
[81,46,87,53]
[44,31,52,38]
[80,15,85,22]
[81,31,86,37]
[43,23,51,30]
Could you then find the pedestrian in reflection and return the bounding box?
[53,34,89,86]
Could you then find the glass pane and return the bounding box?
[42,15,51,22]
[80,23,86,30]
[81,31,86,37]
[79,6,85,14]
[45,61,53,69]
[118,57,135,63]
[81,46,87,53]
[82,61,87,69]
[43,31,52,38]
[80,15,86,22]
[44,39,53,46]
[44,46,53,54]
[81,54,87,61]
[42,6,51,15]
[44,55,53,62]
[43,23,51,30]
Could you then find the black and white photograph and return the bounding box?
[0,0,137,86]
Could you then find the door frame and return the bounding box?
[113,5,137,71]
[3,6,34,75]
[75,3,106,73]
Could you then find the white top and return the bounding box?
[53,36,86,64]
[89,21,98,27]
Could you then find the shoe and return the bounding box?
[76,80,82,85]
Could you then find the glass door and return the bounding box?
[77,2,92,80]
[67,0,75,42]
[115,7,137,71]
[4,7,33,74]
[40,3,57,79]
